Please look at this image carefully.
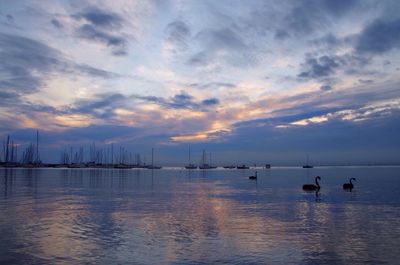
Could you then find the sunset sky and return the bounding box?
[1,0,400,165]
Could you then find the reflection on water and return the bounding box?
[1,167,400,264]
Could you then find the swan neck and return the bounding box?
[315,177,320,186]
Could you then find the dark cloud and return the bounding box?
[286,4,322,35]
[242,81,400,134]
[227,110,400,165]
[310,33,342,48]
[73,6,124,29]
[356,18,400,54]
[72,93,126,112]
[320,85,332,91]
[76,24,127,56]
[76,64,120,79]
[169,93,219,109]
[140,92,220,110]
[169,93,194,108]
[50,18,63,29]
[166,20,190,41]
[358,79,374,84]
[69,93,126,119]
[224,81,400,164]
[22,103,61,115]
[297,51,369,81]
[186,51,209,66]
[286,0,358,35]
[274,29,290,40]
[308,82,399,116]
[137,95,159,103]
[189,82,236,89]
[298,55,339,79]
[6,14,14,23]
[318,0,358,16]
[202,98,219,106]
[0,33,121,105]
[189,27,256,67]
[235,106,342,129]
[0,91,22,109]
[165,20,190,50]
[197,28,246,50]
[72,6,128,56]
[0,33,62,94]
[0,91,19,99]
[68,92,220,120]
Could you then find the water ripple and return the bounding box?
[1,167,400,264]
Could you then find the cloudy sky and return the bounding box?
[1,0,400,165]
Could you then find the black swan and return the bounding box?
[303,176,321,191]
[343,177,356,190]
[249,171,257,180]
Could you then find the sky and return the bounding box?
[0,0,400,165]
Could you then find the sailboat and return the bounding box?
[185,145,197,169]
[199,150,217,169]
[302,154,314,168]
[147,148,162,169]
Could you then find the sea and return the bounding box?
[0,166,399,264]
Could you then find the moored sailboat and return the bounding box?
[302,154,314,168]
[147,148,162,169]
[185,145,197,169]
[199,150,217,169]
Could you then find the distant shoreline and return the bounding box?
[1,164,400,169]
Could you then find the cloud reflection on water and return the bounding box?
[1,168,400,264]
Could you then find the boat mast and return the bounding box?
[36,130,39,164]
[188,145,191,165]
[152,147,154,166]
[111,144,114,165]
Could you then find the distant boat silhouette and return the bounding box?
[147,148,162,169]
[114,164,131,169]
[223,165,235,169]
[199,150,217,169]
[185,145,197,169]
[199,164,217,169]
[147,165,162,169]
[343,177,356,191]
[302,154,314,168]
[249,171,257,180]
[237,165,249,169]
[303,176,321,191]
[265,164,271,169]
[68,163,84,168]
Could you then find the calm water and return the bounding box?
[1,167,399,264]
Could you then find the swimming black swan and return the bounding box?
[303,176,321,191]
[343,177,356,190]
[249,171,257,180]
